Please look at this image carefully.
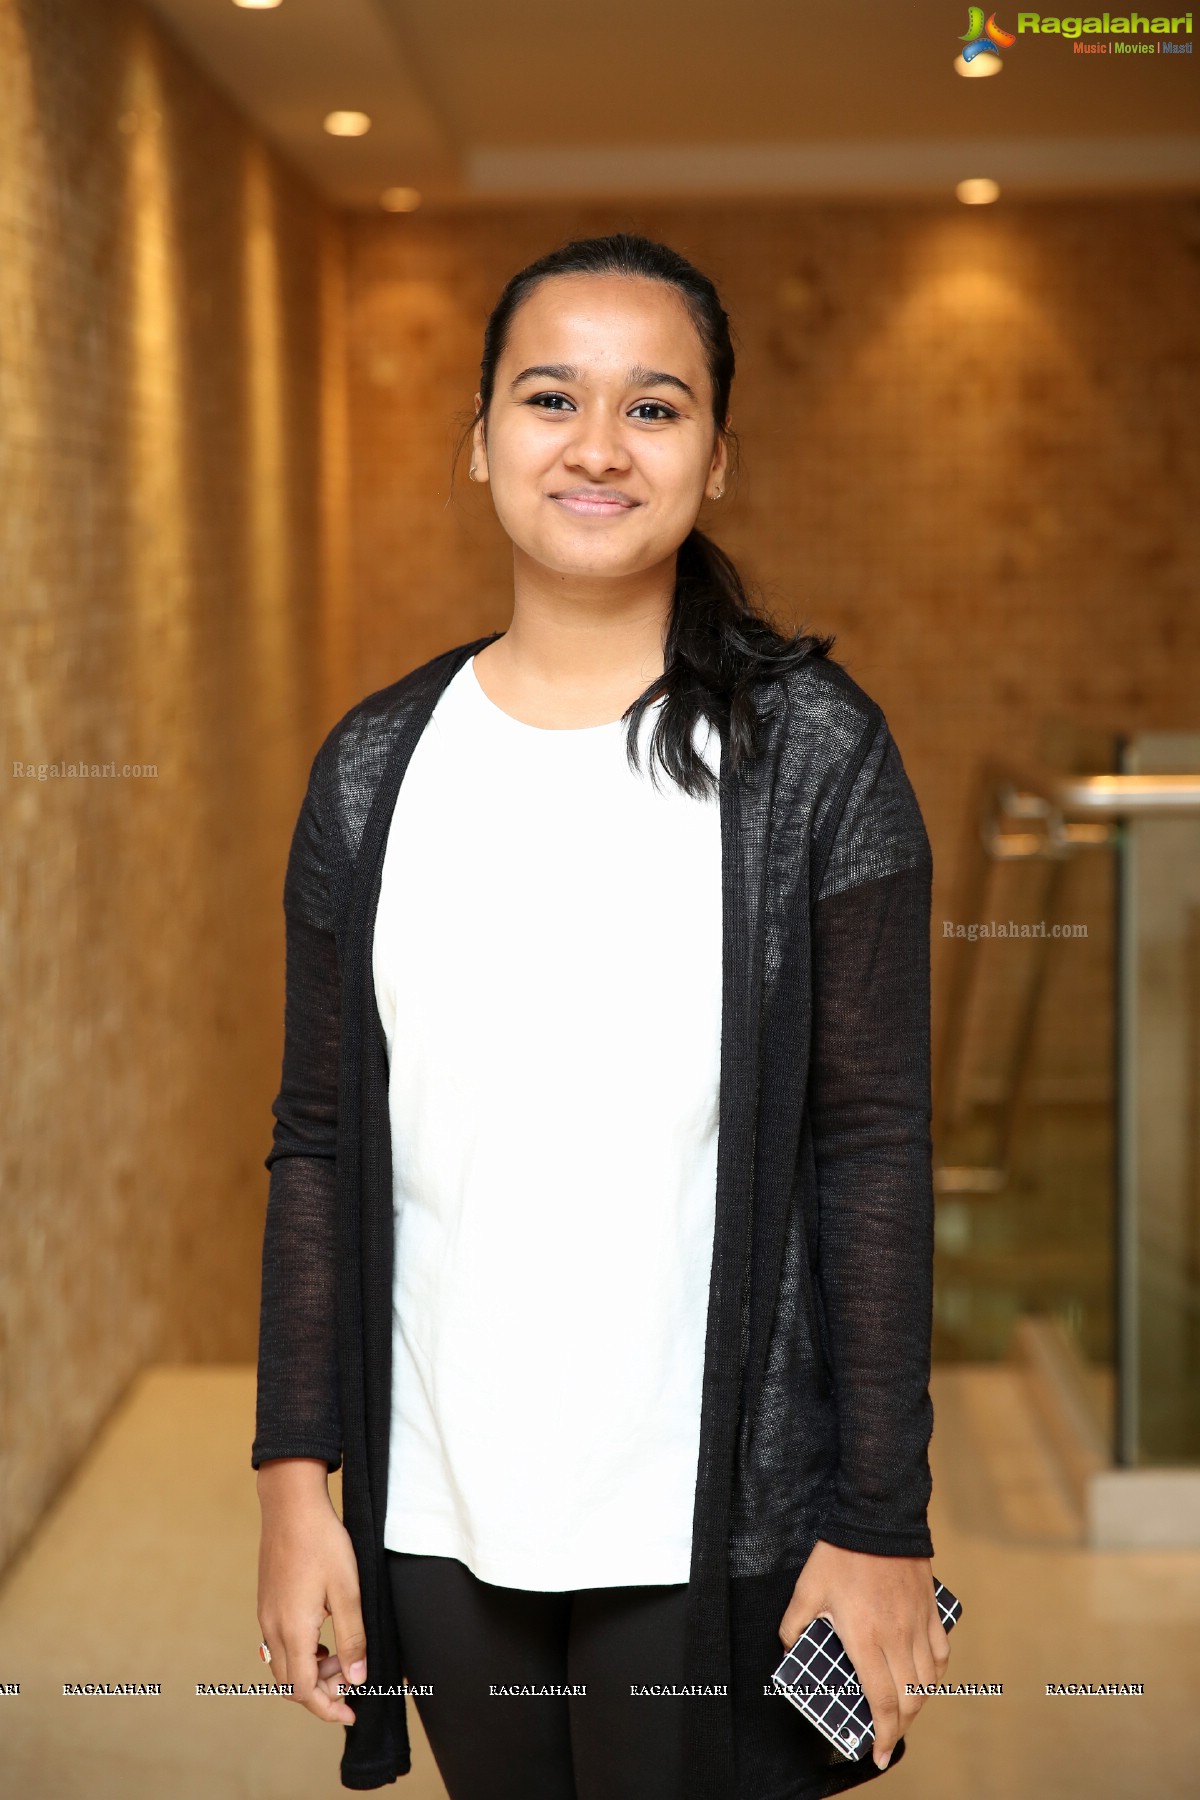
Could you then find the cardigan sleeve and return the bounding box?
[251,748,343,1473]
[808,711,936,1558]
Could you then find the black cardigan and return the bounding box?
[252,631,937,1797]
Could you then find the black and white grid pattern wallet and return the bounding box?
[771,1576,962,1762]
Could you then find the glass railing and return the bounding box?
[932,725,1200,1468]
[1116,731,1200,1465]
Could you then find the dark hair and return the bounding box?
[461,232,836,799]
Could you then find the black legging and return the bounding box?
[386,1549,691,1800]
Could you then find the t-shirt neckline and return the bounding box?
[465,652,663,738]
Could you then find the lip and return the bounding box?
[549,488,641,516]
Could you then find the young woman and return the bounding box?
[253,234,951,1800]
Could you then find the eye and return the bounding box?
[526,392,575,411]
[629,400,679,422]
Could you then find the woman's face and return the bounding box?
[471,273,728,585]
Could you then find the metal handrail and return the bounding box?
[993,770,1200,817]
[934,765,1200,1195]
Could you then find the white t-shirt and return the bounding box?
[372,652,723,1590]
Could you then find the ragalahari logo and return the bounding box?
[960,8,1017,59]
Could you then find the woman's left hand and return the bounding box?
[778,1539,951,1771]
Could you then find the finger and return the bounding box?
[331,1586,369,1691]
[283,1625,356,1725]
[929,1612,952,1675]
[280,1625,317,1707]
[879,1634,924,1738]
[259,1620,289,1693]
[912,1624,939,1695]
[777,1591,829,1651]
[848,1640,901,1770]
[316,1665,358,1716]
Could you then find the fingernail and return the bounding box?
[876,1751,891,1769]
[349,1660,366,1683]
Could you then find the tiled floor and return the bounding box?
[886,1366,1200,1799]
[0,1364,1197,1798]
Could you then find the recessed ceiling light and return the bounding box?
[233,1,283,10]
[323,111,372,137]
[381,187,422,213]
[957,177,1000,205]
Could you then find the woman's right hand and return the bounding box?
[256,1457,367,1727]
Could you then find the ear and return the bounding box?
[471,395,490,484]
[706,424,730,500]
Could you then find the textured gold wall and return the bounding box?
[0,0,349,1570]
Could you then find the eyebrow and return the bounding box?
[508,362,698,403]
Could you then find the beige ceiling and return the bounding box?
[143,0,1200,208]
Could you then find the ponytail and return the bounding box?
[623,526,836,800]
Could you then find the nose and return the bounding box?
[562,402,632,478]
